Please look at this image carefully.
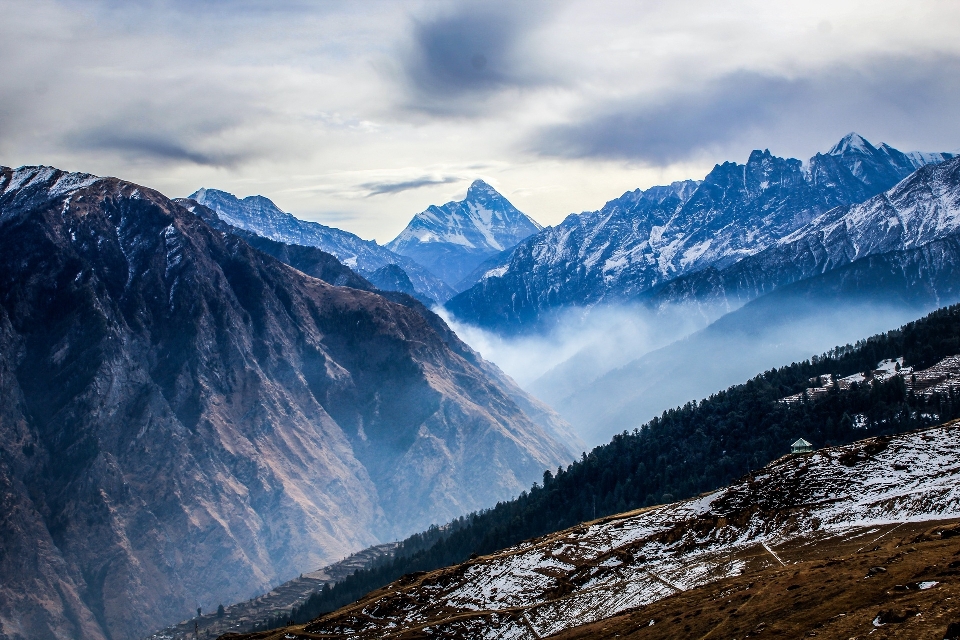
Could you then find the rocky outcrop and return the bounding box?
[0,166,576,640]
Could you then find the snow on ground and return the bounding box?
[307,423,960,639]
[778,354,960,405]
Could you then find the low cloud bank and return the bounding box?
[440,297,949,448]
[435,303,708,388]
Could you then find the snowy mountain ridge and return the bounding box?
[446,134,955,332]
[386,180,543,288]
[649,153,960,313]
[781,153,960,254]
[188,188,456,303]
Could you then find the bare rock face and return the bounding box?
[0,166,575,640]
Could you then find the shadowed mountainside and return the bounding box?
[0,166,576,640]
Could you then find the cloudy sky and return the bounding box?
[3,0,960,241]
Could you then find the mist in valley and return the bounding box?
[442,296,951,448]
[436,303,710,388]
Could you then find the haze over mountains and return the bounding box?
[187,133,960,448]
[0,166,576,640]
[542,153,960,443]
[230,298,960,638]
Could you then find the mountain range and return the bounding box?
[385,179,542,288]
[446,134,955,332]
[189,188,456,304]
[646,151,960,312]
[0,166,577,640]
[4,131,960,640]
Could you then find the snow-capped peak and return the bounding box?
[465,179,498,198]
[829,132,874,156]
[386,180,543,287]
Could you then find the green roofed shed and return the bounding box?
[791,438,813,454]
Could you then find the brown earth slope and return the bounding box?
[552,520,960,640]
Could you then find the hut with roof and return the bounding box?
[791,438,813,454]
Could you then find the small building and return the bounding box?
[791,438,813,454]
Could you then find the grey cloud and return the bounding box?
[362,176,461,197]
[401,0,553,114]
[63,106,256,168]
[68,127,238,167]
[534,54,960,163]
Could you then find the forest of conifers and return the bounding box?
[256,303,960,630]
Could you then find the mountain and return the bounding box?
[541,160,960,443]
[177,198,377,292]
[0,165,577,640]
[179,196,583,454]
[385,180,542,289]
[647,153,960,313]
[446,135,954,332]
[232,424,960,639]
[188,188,456,304]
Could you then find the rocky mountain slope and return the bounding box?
[552,519,960,639]
[0,166,576,640]
[188,188,455,303]
[229,423,960,639]
[386,180,542,289]
[181,196,583,456]
[447,135,954,332]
